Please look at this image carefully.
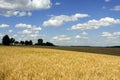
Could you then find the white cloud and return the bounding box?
[19,29,32,34]
[0,23,43,43]
[0,11,18,17]
[75,35,88,39]
[35,31,39,34]
[28,12,32,16]
[71,17,120,31]
[15,23,42,41]
[15,23,32,28]
[18,11,26,17]
[43,13,89,27]
[30,34,40,38]
[1,11,32,17]
[55,2,61,6]
[75,35,81,39]
[12,34,17,38]
[102,32,120,39]
[105,0,111,2]
[17,34,44,42]
[113,32,120,36]
[32,27,42,31]
[82,37,88,39]
[81,32,88,35]
[15,23,42,31]
[102,32,113,38]
[8,30,13,33]
[111,5,120,11]
[0,24,9,28]
[0,0,51,17]
[53,35,71,41]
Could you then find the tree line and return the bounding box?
[1,35,54,46]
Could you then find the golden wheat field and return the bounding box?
[0,46,120,80]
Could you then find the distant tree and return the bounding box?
[2,35,10,45]
[25,40,29,45]
[24,40,33,45]
[20,41,25,45]
[45,42,54,46]
[37,39,43,45]
[29,40,33,45]
[14,41,19,45]
[42,43,46,46]
[10,38,15,45]
[35,43,39,45]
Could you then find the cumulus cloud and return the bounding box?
[0,24,9,28]
[113,32,120,36]
[12,34,17,38]
[81,32,88,35]
[102,32,120,39]
[15,23,42,33]
[15,23,42,40]
[0,0,51,17]
[75,35,88,39]
[15,23,32,28]
[32,27,42,31]
[111,5,120,11]
[0,23,43,43]
[28,12,32,16]
[30,34,40,38]
[75,35,81,39]
[55,2,61,6]
[19,33,44,41]
[71,17,120,31]
[18,11,32,17]
[43,13,89,27]
[15,23,42,31]
[8,30,13,33]
[105,0,111,2]
[19,29,32,34]
[0,11,32,17]
[53,35,71,41]
[102,32,113,38]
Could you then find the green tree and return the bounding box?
[2,35,10,45]
[14,41,19,45]
[25,40,29,45]
[46,42,54,46]
[29,40,33,45]
[38,39,43,45]
[20,41,25,45]
[10,38,15,45]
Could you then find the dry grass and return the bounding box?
[0,46,120,80]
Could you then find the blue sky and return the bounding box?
[0,0,120,46]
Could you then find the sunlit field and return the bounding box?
[0,46,120,80]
